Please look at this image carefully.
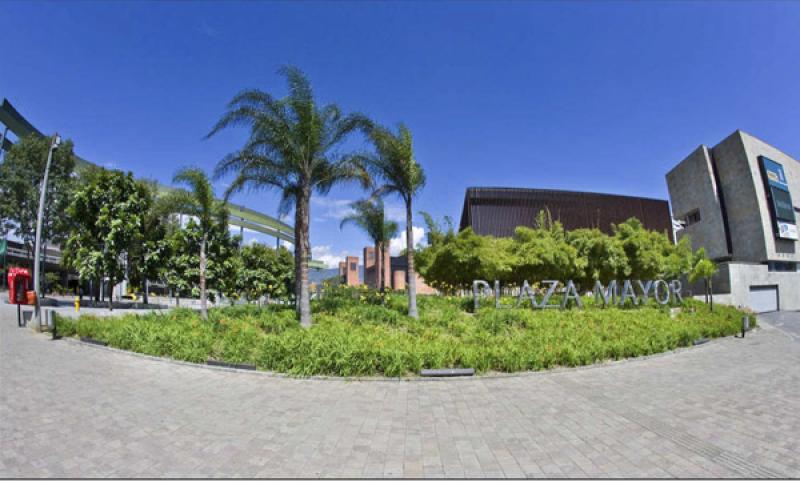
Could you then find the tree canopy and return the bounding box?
[417,215,705,292]
[0,134,77,262]
[62,168,149,309]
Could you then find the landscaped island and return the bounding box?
[55,287,750,377]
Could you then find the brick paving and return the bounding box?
[2,304,799,478]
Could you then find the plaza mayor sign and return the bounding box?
[472,279,684,310]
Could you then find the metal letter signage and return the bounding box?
[474,279,684,310]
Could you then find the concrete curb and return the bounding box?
[57,327,759,383]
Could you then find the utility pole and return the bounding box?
[33,133,61,329]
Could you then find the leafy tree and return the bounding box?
[127,179,167,304]
[664,236,695,280]
[162,213,241,307]
[161,168,225,319]
[362,124,426,318]
[689,248,718,310]
[567,228,629,290]
[418,211,713,297]
[163,224,194,306]
[216,244,245,304]
[416,228,514,293]
[419,210,454,248]
[0,134,76,264]
[340,198,398,292]
[612,218,672,280]
[511,211,585,283]
[238,243,294,301]
[63,169,149,310]
[208,66,370,327]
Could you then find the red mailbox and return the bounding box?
[8,267,32,305]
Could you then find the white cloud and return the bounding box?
[389,226,426,256]
[311,245,356,269]
[311,197,407,223]
[310,197,354,221]
[384,204,406,223]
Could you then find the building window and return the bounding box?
[767,261,798,272]
[684,209,701,226]
[350,262,357,271]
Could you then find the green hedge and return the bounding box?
[55,289,750,377]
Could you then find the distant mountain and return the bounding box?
[308,267,338,284]
[308,266,364,284]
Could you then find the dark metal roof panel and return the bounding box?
[459,187,672,238]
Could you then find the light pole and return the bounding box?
[33,133,61,329]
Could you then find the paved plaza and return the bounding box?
[2,304,800,478]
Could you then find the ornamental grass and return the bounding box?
[56,286,750,377]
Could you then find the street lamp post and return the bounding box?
[33,133,61,329]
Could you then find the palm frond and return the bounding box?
[171,167,216,228]
[277,187,297,217]
[364,123,425,204]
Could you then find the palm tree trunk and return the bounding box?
[375,241,382,292]
[199,231,208,319]
[381,242,392,292]
[295,189,312,327]
[406,200,418,318]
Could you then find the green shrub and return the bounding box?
[54,314,77,337]
[59,291,746,377]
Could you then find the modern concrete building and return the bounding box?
[666,130,800,312]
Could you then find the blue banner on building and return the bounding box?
[760,156,798,240]
[762,156,790,190]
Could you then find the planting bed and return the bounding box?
[55,287,750,377]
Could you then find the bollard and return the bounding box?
[41,309,54,329]
[742,315,750,338]
[74,296,80,313]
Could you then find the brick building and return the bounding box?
[337,256,360,286]
[338,249,436,294]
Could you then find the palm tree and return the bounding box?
[340,198,399,292]
[362,124,426,318]
[163,167,221,320]
[207,66,370,327]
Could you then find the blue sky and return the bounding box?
[4,1,800,267]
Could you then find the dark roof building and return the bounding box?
[459,187,672,237]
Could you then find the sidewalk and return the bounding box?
[2,303,799,477]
